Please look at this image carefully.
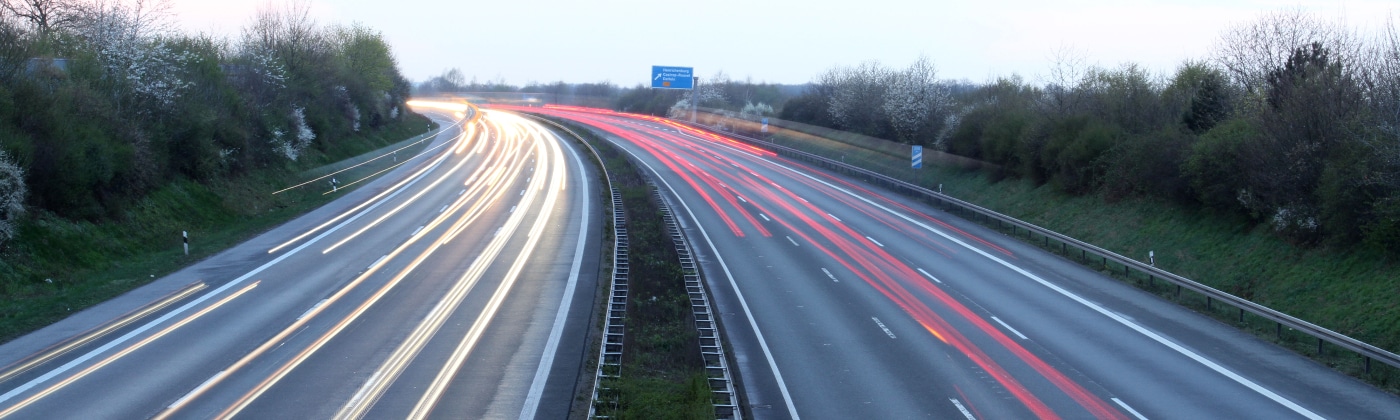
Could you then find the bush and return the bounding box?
[0,149,24,246]
[1041,116,1121,194]
[1100,128,1193,202]
[1184,118,1256,213]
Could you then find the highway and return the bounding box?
[0,103,601,419]
[516,105,1400,419]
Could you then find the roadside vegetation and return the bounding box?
[549,118,710,419]
[0,0,426,342]
[780,11,1400,255]
[678,10,1400,391]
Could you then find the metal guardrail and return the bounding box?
[655,188,741,420]
[589,187,628,418]
[518,115,628,418]
[533,113,742,418]
[678,120,1400,374]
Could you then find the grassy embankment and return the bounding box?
[758,125,1400,392]
[548,117,711,419]
[0,114,435,343]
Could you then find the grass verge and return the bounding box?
[760,126,1400,393]
[0,113,434,343]
[550,117,711,419]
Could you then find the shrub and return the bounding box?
[1184,118,1257,213]
[1099,128,1193,202]
[1041,116,1121,194]
[0,149,24,246]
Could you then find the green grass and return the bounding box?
[0,114,435,343]
[549,117,712,419]
[754,124,1400,392]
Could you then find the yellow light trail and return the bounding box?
[319,127,500,254]
[0,281,258,419]
[407,116,568,419]
[267,145,457,254]
[335,115,560,419]
[156,112,550,420]
[0,282,206,384]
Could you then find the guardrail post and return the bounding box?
[677,117,1400,375]
[1207,296,1213,310]
[1366,356,1372,374]
[1318,338,1324,356]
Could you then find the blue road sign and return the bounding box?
[912,145,923,169]
[651,66,694,89]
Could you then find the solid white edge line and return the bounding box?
[990,316,1029,340]
[519,130,591,420]
[1112,397,1149,420]
[916,268,943,283]
[617,143,801,419]
[950,398,976,420]
[0,154,438,406]
[768,158,1325,420]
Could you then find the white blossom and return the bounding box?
[0,150,26,246]
[883,56,950,143]
[294,106,315,144]
[740,101,774,118]
[271,128,296,161]
[74,0,188,112]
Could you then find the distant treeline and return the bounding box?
[414,10,1400,251]
[779,11,1400,251]
[0,0,412,241]
[414,69,798,119]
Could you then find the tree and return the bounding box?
[1240,42,1364,241]
[777,91,834,127]
[1178,65,1232,134]
[821,60,893,138]
[72,0,186,115]
[1214,9,1356,93]
[882,55,950,145]
[0,14,28,82]
[1,0,79,35]
[0,149,24,247]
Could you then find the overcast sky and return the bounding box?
[167,0,1397,87]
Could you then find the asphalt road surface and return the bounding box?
[517,105,1400,420]
[0,103,601,420]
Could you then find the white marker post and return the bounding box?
[182,231,189,255]
[1149,250,1155,267]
